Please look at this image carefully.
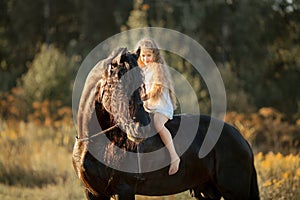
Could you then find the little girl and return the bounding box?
[135,38,180,175]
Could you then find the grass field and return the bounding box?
[0,119,299,200]
[0,183,191,200]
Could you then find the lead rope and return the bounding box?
[76,124,119,142]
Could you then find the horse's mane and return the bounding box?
[94,49,146,152]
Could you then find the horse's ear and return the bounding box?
[111,47,127,65]
[135,47,140,58]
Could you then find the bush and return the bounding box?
[220,63,255,113]
[19,44,78,112]
[0,87,28,120]
[225,107,300,154]
[255,152,300,200]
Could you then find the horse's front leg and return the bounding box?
[115,183,135,200]
[85,189,111,200]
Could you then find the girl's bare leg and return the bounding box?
[154,113,180,175]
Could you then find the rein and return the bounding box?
[76,124,119,142]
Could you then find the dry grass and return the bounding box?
[255,152,300,200]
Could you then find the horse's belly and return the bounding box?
[134,169,207,196]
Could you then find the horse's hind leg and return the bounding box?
[85,189,110,200]
[191,186,221,200]
[116,192,135,200]
[116,189,135,200]
[216,167,252,199]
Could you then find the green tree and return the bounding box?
[0,0,80,91]
[76,0,123,55]
[1,0,299,119]
[225,0,300,119]
[126,0,149,29]
[19,44,78,109]
[122,0,300,118]
[0,0,44,91]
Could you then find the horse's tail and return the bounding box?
[249,163,260,200]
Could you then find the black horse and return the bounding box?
[72,48,260,200]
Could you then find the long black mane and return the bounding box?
[94,48,149,152]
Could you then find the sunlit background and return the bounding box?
[0,0,299,199]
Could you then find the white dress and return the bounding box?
[142,64,174,119]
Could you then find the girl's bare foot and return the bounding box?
[169,157,180,175]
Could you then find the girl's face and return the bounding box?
[140,48,154,66]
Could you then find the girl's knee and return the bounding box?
[153,113,168,123]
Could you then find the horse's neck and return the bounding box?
[95,102,112,128]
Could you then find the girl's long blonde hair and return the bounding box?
[135,38,177,109]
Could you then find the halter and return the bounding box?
[75,124,119,142]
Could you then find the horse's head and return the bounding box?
[95,48,150,142]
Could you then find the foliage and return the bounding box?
[0,87,27,120]
[76,0,123,54]
[1,0,300,119]
[255,152,300,200]
[219,64,255,113]
[225,107,300,154]
[125,0,149,29]
[18,44,78,113]
[122,0,300,119]
[223,0,300,120]
[0,0,52,92]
